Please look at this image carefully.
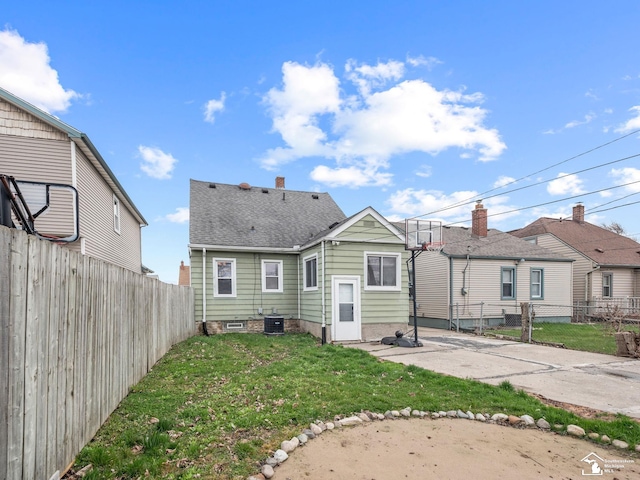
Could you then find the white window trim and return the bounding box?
[213,258,236,297]
[602,272,613,298]
[364,251,402,291]
[303,254,318,292]
[261,259,284,293]
[113,194,121,234]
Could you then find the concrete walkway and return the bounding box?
[347,328,640,418]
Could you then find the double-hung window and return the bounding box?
[530,268,544,300]
[304,254,318,291]
[365,252,401,291]
[602,273,613,298]
[501,267,516,299]
[262,260,283,293]
[214,258,236,297]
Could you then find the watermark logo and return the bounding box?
[581,453,604,476]
[581,452,635,476]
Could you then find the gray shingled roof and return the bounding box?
[441,226,571,261]
[189,179,346,248]
[510,217,640,266]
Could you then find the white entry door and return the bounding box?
[332,276,361,341]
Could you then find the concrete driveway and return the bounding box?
[347,327,640,418]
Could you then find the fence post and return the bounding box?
[528,303,533,343]
[479,302,484,335]
[520,302,530,343]
[456,303,460,333]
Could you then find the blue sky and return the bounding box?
[3,1,640,283]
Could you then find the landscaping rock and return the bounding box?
[635,445,640,453]
[400,408,411,417]
[446,410,457,418]
[508,415,522,425]
[412,409,421,417]
[588,433,600,440]
[326,422,335,430]
[567,425,586,437]
[357,412,371,422]
[265,457,278,467]
[520,415,535,426]
[365,411,377,420]
[384,411,394,419]
[302,428,315,439]
[612,439,629,449]
[601,435,611,443]
[310,423,322,435]
[247,475,265,480]
[466,411,474,420]
[297,433,308,445]
[391,410,401,417]
[376,413,385,420]
[536,418,550,430]
[290,436,300,448]
[456,410,468,419]
[438,411,447,417]
[491,413,508,422]
[280,440,296,453]
[431,412,440,418]
[339,416,364,426]
[273,449,288,463]
[261,464,275,479]
[317,421,327,431]
[475,413,486,421]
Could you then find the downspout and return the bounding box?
[202,248,209,336]
[321,240,326,345]
[297,254,301,326]
[449,255,454,327]
[585,265,600,303]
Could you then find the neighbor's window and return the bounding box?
[530,268,544,300]
[214,258,236,297]
[113,194,121,234]
[501,267,516,299]
[365,252,401,290]
[602,273,613,298]
[304,255,318,290]
[262,260,283,293]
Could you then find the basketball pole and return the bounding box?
[411,249,419,346]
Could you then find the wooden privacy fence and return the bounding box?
[0,227,196,480]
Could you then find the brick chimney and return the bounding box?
[275,176,285,189]
[472,201,488,237]
[573,203,584,223]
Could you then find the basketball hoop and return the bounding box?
[404,218,444,252]
[421,242,444,252]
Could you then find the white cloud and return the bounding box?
[165,207,189,223]
[203,92,226,123]
[138,146,177,180]
[260,58,506,186]
[564,112,596,129]
[311,162,392,188]
[415,165,432,178]
[0,28,79,113]
[406,55,442,69]
[610,167,640,192]
[493,175,516,188]
[615,106,640,133]
[547,173,585,196]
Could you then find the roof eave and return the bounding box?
[188,243,300,254]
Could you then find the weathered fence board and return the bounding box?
[0,226,196,480]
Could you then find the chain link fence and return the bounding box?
[449,299,640,355]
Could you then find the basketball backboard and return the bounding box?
[405,218,444,251]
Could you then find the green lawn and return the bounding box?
[494,322,638,355]
[73,333,640,479]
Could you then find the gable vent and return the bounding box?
[363,220,375,228]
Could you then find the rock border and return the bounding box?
[247,406,640,480]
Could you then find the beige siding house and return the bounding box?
[0,87,147,273]
[413,202,574,330]
[510,204,640,312]
[189,178,408,342]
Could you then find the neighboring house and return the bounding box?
[509,203,640,312]
[412,202,574,329]
[188,177,409,342]
[0,87,147,273]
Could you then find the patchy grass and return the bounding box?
[496,322,638,355]
[71,333,640,479]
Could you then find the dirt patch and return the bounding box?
[274,419,640,480]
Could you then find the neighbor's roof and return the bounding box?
[189,179,346,249]
[510,217,640,266]
[0,87,147,226]
[441,226,571,261]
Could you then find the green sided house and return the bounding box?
[188,177,409,342]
